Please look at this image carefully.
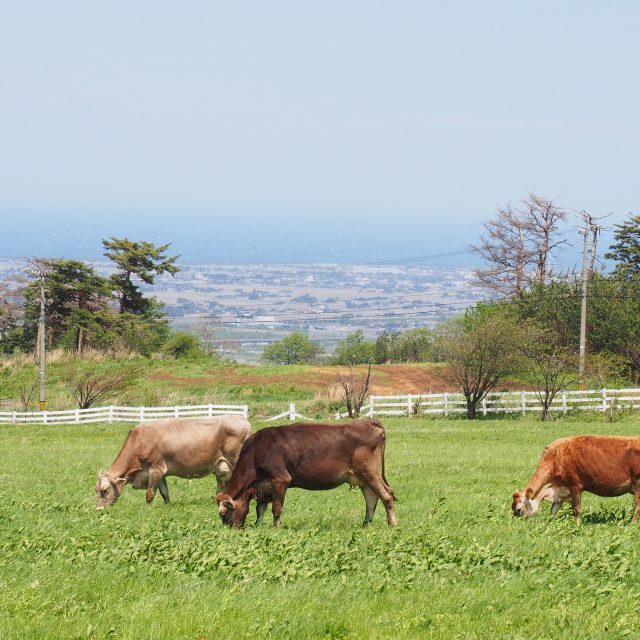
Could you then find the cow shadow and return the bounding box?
[580,509,630,525]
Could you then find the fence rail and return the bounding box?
[0,404,249,425]
[364,389,640,417]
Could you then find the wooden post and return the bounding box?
[243,405,248,419]
[562,392,567,415]
[601,389,607,412]
[140,407,144,422]
[368,395,374,418]
[75,409,80,423]
[482,397,487,417]
[207,404,213,418]
[443,393,448,417]
[289,403,296,421]
[108,406,114,423]
[521,391,526,416]
[407,395,413,417]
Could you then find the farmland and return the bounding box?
[2,415,640,639]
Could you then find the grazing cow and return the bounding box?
[95,415,251,509]
[512,435,640,524]
[216,419,397,528]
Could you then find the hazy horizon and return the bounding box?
[1,3,636,267]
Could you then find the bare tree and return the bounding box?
[61,363,141,409]
[520,327,580,421]
[524,194,568,283]
[195,320,223,358]
[18,379,39,411]
[335,364,372,418]
[0,278,23,334]
[470,194,567,298]
[435,315,523,419]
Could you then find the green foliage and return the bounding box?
[374,328,434,363]
[605,213,640,279]
[330,330,375,365]
[162,331,207,360]
[261,332,324,365]
[515,273,640,381]
[3,417,640,639]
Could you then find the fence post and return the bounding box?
[407,395,413,417]
[243,405,248,419]
[140,407,144,422]
[521,391,526,416]
[207,404,213,418]
[482,397,487,417]
[602,388,608,412]
[12,411,16,424]
[443,393,448,417]
[108,406,114,423]
[368,396,374,418]
[43,411,48,425]
[562,392,567,415]
[75,409,80,423]
[289,403,295,421]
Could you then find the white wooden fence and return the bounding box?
[364,389,640,417]
[0,404,248,425]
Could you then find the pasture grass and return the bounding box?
[2,416,640,639]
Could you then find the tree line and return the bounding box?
[0,238,186,357]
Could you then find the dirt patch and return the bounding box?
[147,364,455,395]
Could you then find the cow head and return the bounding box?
[215,492,249,527]
[511,487,540,518]
[95,470,127,509]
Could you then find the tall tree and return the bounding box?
[469,194,567,298]
[605,213,640,279]
[102,238,180,314]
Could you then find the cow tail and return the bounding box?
[381,430,397,502]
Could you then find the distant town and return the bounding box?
[0,259,481,363]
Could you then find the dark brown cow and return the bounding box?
[96,415,251,509]
[215,419,397,528]
[512,435,640,524]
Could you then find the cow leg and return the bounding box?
[551,502,562,516]
[360,485,378,527]
[570,488,582,525]
[146,469,165,504]
[358,473,397,527]
[270,481,288,528]
[632,483,640,523]
[256,501,268,526]
[158,478,170,504]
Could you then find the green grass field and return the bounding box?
[2,415,640,639]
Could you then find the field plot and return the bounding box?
[2,416,640,639]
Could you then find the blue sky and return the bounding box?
[0,2,637,263]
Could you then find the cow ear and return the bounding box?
[525,487,534,500]
[224,499,235,510]
[512,491,520,500]
[113,477,127,492]
[99,475,111,492]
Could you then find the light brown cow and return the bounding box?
[95,415,251,509]
[512,435,640,524]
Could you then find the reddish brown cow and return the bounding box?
[216,419,397,528]
[512,435,640,524]
[96,415,251,509]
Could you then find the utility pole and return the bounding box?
[38,270,47,410]
[578,223,590,390]
[577,212,609,389]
